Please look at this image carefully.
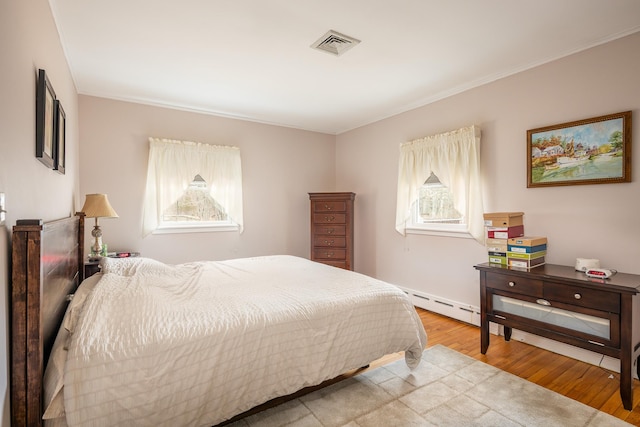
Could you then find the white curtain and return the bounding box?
[142,138,243,236]
[395,125,484,244]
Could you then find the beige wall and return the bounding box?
[78,96,336,263]
[336,32,640,308]
[0,1,80,425]
[1,2,638,423]
[80,32,640,310]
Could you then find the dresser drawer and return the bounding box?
[313,201,347,212]
[313,224,346,236]
[313,248,346,260]
[543,282,620,313]
[313,236,346,248]
[313,213,346,224]
[486,272,543,297]
[319,260,348,269]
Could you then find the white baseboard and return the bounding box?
[398,286,481,327]
[400,286,639,379]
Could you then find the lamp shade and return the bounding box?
[81,194,119,218]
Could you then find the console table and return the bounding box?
[475,262,640,410]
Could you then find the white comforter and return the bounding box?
[59,255,427,426]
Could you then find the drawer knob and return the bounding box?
[508,281,515,287]
[324,216,335,222]
[327,229,334,234]
[324,204,332,210]
[574,293,582,300]
[536,299,551,306]
[326,252,334,258]
[324,240,334,245]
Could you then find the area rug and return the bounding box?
[225,345,631,426]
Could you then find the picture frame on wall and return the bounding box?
[527,111,632,188]
[54,100,66,174]
[36,69,56,168]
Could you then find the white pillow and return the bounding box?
[99,256,175,276]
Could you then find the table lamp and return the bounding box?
[81,193,119,257]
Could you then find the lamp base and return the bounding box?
[91,224,106,257]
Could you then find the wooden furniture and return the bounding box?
[11,214,84,426]
[84,260,101,278]
[309,192,355,270]
[11,210,426,427]
[475,262,640,410]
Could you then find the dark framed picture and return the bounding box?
[54,100,66,174]
[527,111,632,188]
[36,69,56,168]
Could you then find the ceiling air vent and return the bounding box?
[311,30,360,56]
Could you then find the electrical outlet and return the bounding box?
[0,192,6,224]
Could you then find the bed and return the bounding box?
[10,214,427,426]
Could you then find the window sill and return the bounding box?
[405,226,472,239]
[153,223,239,234]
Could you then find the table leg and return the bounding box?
[481,320,489,354]
[504,326,512,341]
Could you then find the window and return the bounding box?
[413,171,464,221]
[395,125,484,242]
[159,174,234,231]
[142,138,243,235]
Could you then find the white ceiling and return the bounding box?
[50,0,640,135]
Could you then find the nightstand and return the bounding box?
[84,260,101,279]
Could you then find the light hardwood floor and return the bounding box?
[410,308,640,425]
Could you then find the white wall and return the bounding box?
[0,1,79,425]
[336,32,640,310]
[78,96,336,263]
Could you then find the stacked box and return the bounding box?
[483,212,524,265]
[507,236,548,269]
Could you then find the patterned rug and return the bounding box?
[226,344,631,426]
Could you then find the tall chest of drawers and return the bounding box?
[309,192,355,270]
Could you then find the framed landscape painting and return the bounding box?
[527,111,632,188]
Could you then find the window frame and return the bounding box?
[142,138,244,236]
[153,221,240,234]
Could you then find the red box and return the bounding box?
[486,225,524,239]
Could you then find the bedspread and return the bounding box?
[62,255,427,426]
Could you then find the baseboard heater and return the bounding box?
[399,287,481,326]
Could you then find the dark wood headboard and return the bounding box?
[10,214,84,427]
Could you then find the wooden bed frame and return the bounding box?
[9,213,370,426]
[10,214,85,427]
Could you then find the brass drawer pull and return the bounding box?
[508,281,515,287]
[324,216,335,222]
[323,240,334,245]
[327,228,334,234]
[536,299,551,306]
[574,293,582,300]
[324,204,332,210]
[326,251,334,258]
